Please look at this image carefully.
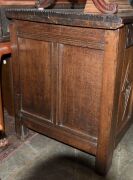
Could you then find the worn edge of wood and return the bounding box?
[5,8,125,29]
[95,29,121,174]
[22,113,97,155]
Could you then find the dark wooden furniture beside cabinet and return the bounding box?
[0,7,13,116]
[6,7,133,175]
[0,42,11,132]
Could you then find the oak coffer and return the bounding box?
[6,8,133,174]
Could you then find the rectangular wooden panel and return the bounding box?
[57,44,103,138]
[18,38,53,122]
[116,46,133,136]
[16,21,105,50]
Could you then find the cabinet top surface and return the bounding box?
[6,8,133,29]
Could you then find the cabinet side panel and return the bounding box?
[18,38,52,122]
[58,44,103,138]
[116,46,133,143]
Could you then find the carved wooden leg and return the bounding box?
[0,42,11,147]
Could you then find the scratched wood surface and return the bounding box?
[7,7,133,175]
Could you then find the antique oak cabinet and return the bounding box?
[6,6,133,174]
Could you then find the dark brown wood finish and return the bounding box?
[10,19,105,152]
[19,38,52,122]
[95,28,126,174]
[0,42,11,131]
[7,8,133,175]
[116,40,133,145]
[2,58,14,116]
[0,0,83,117]
[57,45,103,138]
[0,0,36,132]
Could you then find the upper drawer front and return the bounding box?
[16,21,105,50]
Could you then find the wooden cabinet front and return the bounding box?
[11,20,105,154]
[9,13,133,174]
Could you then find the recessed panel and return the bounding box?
[18,38,52,122]
[58,44,103,137]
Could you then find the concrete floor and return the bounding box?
[0,125,133,180]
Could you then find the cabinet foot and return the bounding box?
[20,125,29,141]
[15,121,29,140]
[95,153,113,175]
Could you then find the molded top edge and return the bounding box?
[5,8,133,29]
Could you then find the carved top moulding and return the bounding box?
[35,0,133,14]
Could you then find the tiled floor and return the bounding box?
[0,111,34,161]
[0,113,133,180]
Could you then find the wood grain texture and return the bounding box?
[10,19,101,152]
[16,21,105,50]
[57,44,103,138]
[95,27,129,174]
[22,114,97,155]
[18,38,52,122]
[8,9,133,175]
[95,29,122,174]
[10,22,29,139]
[5,8,126,30]
[116,43,133,144]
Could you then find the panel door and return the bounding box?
[18,38,54,123]
[57,44,103,138]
